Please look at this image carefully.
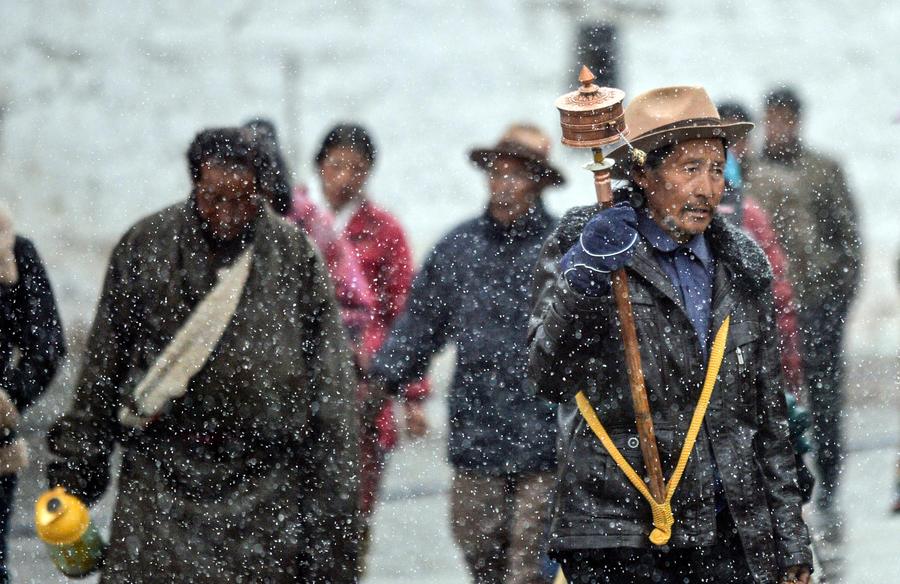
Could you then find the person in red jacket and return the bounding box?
[718,102,814,504]
[243,119,374,348]
[315,123,429,565]
[717,103,804,394]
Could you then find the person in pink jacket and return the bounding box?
[243,119,374,351]
[716,104,804,393]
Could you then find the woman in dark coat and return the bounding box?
[0,203,66,584]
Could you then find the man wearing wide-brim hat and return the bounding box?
[528,87,813,583]
[371,124,563,584]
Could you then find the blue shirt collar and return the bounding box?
[636,208,714,272]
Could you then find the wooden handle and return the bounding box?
[592,149,667,504]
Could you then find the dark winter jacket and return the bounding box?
[373,204,558,475]
[0,236,66,469]
[0,236,66,411]
[47,203,359,584]
[528,205,812,582]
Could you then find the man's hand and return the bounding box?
[782,564,811,584]
[403,401,428,439]
[560,203,638,296]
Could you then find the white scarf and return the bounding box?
[118,246,254,429]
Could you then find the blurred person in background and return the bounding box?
[744,87,862,530]
[717,101,814,502]
[0,202,65,584]
[371,124,563,584]
[242,118,375,349]
[718,101,805,398]
[314,122,430,570]
[46,128,359,583]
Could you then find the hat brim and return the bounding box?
[469,148,566,188]
[608,121,753,179]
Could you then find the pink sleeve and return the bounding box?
[288,188,375,351]
[742,198,804,392]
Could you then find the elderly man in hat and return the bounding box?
[529,88,812,583]
[370,124,563,584]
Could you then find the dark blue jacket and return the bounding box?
[373,204,557,475]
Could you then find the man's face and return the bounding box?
[319,146,371,211]
[487,156,540,226]
[194,162,260,241]
[635,139,726,243]
[764,105,800,151]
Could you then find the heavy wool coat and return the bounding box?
[47,203,359,584]
[528,207,812,582]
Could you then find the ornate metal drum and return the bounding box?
[555,66,627,148]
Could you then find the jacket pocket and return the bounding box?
[721,321,760,417]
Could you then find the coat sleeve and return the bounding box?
[374,219,415,324]
[46,236,137,504]
[1,237,66,412]
[370,245,452,395]
[814,160,862,304]
[295,244,360,583]
[527,212,614,403]
[753,291,813,571]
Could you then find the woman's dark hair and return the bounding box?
[187,128,271,193]
[315,123,376,167]
[642,144,676,172]
[243,118,293,215]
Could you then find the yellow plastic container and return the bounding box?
[35,487,105,578]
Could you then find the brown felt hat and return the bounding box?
[608,86,753,178]
[469,124,566,188]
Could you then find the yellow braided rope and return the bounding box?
[575,315,731,546]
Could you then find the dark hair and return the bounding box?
[764,87,802,116]
[642,144,675,171]
[717,101,754,124]
[187,128,269,191]
[315,123,376,167]
[619,144,675,207]
[242,118,293,215]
